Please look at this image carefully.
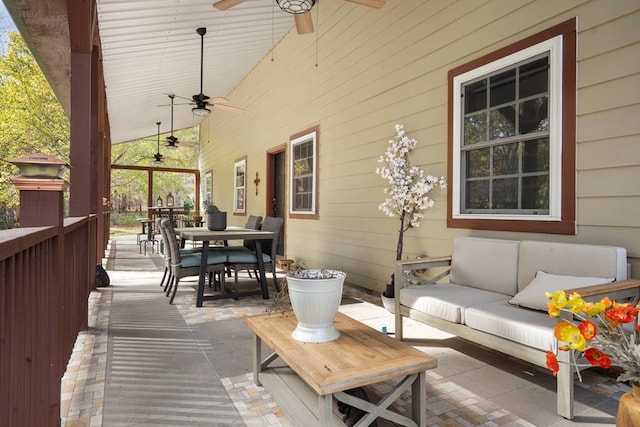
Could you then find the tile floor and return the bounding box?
[60,235,628,426]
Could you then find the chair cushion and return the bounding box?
[517,240,627,292]
[225,250,271,264]
[179,248,201,255]
[400,283,509,324]
[180,252,227,268]
[449,237,520,296]
[464,300,559,352]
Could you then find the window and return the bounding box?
[448,19,576,234]
[289,126,319,219]
[204,170,213,203]
[233,157,246,214]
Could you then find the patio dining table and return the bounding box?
[175,227,275,307]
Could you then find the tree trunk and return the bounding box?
[396,212,406,261]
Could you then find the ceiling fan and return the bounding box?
[170,27,245,116]
[213,0,385,35]
[165,94,179,149]
[153,122,163,163]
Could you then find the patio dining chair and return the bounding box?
[156,218,200,292]
[224,216,283,298]
[160,218,227,304]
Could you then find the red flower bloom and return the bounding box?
[604,302,638,324]
[584,348,612,369]
[578,320,597,341]
[546,351,560,376]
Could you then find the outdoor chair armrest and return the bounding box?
[395,255,452,269]
[563,278,640,302]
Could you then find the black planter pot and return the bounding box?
[383,283,394,299]
[207,211,227,231]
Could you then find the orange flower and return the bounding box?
[546,351,559,376]
[578,320,597,341]
[547,301,561,318]
[604,301,638,325]
[584,348,612,369]
[554,321,587,351]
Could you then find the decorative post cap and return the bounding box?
[8,152,69,178]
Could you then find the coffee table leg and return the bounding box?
[318,394,332,427]
[253,334,262,386]
[412,371,426,427]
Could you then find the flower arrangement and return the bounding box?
[375,123,446,262]
[376,124,446,298]
[545,290,640,383]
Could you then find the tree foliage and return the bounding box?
[110,129,200,214]
[0,32,69,211]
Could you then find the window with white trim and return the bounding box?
[448,19,576,234]
[233,157,246,214]
[289,127,318,219]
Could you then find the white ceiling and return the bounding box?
[97,0,297,144]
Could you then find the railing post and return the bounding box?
[9,155,68,425]
[11,177,68,227]
[8,153,69,227]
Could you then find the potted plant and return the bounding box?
[202,200,226,231]
[375,124,446,306]
[183,197,194,213]
[268,265,346,343]
[287,269,346,343]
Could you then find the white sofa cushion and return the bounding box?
[400,283,510,324]
[450,237,520,296]
[464,300,559,352]
[517,241,627,292]
[508,271,615,311]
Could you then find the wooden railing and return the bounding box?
[0,216,96,426]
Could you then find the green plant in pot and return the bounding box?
[202,200,227,231]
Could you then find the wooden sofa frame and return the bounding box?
[394,256,640,419]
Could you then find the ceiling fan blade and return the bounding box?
[294,12,314,35]
[213,0,247,10]
[209,97,229,104]
[157,102,193,107]
[214,104,245,113]
[345,0,385,8]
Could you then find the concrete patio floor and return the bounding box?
[60,233,628,426]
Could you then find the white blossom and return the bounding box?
[376,124,446,259]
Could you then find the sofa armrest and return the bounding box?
[394,256,452,341]
[393,256,451,295]
[564,278,640,302]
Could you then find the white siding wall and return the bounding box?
[201,0,640,292]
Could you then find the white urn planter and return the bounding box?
[286,269,346,343]
[380,293,395,314]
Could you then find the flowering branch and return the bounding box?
[376,124,446,261]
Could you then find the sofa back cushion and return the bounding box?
[450,237,520,296]
[517,240,628,292]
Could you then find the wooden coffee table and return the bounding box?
[246,312,437,426]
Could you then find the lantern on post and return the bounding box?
[156,195,163,207]
[9,152,68,178]
[166,192,174,207]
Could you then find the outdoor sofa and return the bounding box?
[393,236,640,419]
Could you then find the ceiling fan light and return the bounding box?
[192,106,211,116]
[276,0,315,13]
